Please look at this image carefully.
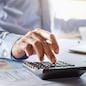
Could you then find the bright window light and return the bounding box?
[54,0,86,21]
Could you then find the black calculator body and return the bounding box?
[23,61,86,80]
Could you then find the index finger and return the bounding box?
[31,32,56,64]
[34,29,59,54]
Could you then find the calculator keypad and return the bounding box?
[24,61,75,70]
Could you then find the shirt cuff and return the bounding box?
[11,54,28,61]
[0,33,22,59]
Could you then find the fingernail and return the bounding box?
[51,57,56,64]
[40,57,44,62]
[55,49,59,54]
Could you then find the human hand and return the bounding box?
[12,29,59,63]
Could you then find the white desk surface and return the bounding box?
[1,39,86,86]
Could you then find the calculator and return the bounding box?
[23,61,86,80]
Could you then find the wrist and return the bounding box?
[11,52,28,60]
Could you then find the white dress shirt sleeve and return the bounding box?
[0,32,22,59]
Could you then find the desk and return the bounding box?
[1,59,86,86]
[0,39,86,86]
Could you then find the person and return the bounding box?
[0,0,59,63]
[0,0,50,34]
[0,29,59,64]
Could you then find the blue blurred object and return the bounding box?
[3,6,23,18]
[0,10,7,20]
[0,20,27,34]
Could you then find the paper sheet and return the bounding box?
[0,60,13,70]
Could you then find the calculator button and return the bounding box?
[24,61,75,70]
